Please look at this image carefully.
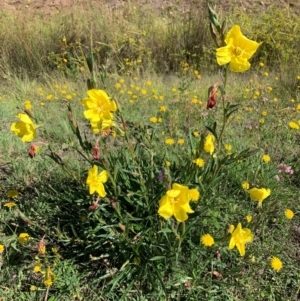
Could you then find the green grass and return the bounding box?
[0,2,300,301]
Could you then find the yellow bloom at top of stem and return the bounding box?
[228,223,253,256]
[241,181,250,190]
[204,134,215,155]
[86,165,108,197]
[216,25,262,72]
[82,89,117,127]
[0,244,5,253]
[11,113,37,142]
[158,183,195,222]
[247,187,271,206]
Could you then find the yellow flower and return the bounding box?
[193,131,199,137]
[271,256,283,271]
[11,113,37,142]
[228,223,254,256]
[66,94,72,100]
[262,154,271,163]
[241,181,250,190]
[86,165,108,197]
[247,187,270,206]
[225,144,232,151]
[160,106,166,112]
[24,100,32,109]
[201,234,214,247]
[33,264,42,273]
[4,202,16,208]
[284,209,294,220]
[193,158,205,167]
[216,25,261,72]
[46,94,53,100]
[158,183,195,222]
[165,161,171,167]
[44,277,53,287]
[150,117,157,123]
[204,134,215,154]
[289,121,299,130]
[18,233,30,244]
[259,62,264,67]
[189,188,200,201]
[82,89,117,131]
[7,190,18,199]
[0,244,5,253]
[30,285,37,291]
[245,215,252,223]
[177,139,184,145]
[165,138,175,145]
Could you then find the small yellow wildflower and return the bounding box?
[0,244,5,253]
[193,131,199,137]
[261,111,267,116]
[146,80,152,86]
[193,158,205,167]
[141,89,147,95]
[177,139,184,145]
[284,209,294,220]
[225,144,232,151]
[160,106,166,112]
[271,256,283,271]
[189,189,200,201]
[262,154,271,163]
[259,62,264,67]
[245,215,252,223]
[66,94,72,100]
[264,72,269,77]
[150,117,157,123]
[18,233,30,244]
[30,285,37,291]
[24,100,32,109]
[201,234,214,247]
[165,161,171,167]
[289,121,299,130]
[241,181,250,190]
[165,138,175,145]
[7,190,19,198]
[4,202,16,208]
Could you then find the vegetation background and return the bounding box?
[0,0,299,300]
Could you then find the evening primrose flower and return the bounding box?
[82,89,117,129]
[201,234,214,247]
[158,183,195,222]
[216,25,261,72]
[11,113,37,142]
[247,187,271,206]
[204,134,215,154]
[0,244,5,253]
[86,165,108,197]
[228,223,254,256]
[271,256,283,271]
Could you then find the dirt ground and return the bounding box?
[0,0,299,15]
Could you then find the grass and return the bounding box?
[0,1,300,300]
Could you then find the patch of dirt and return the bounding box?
[0,0,299,15]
